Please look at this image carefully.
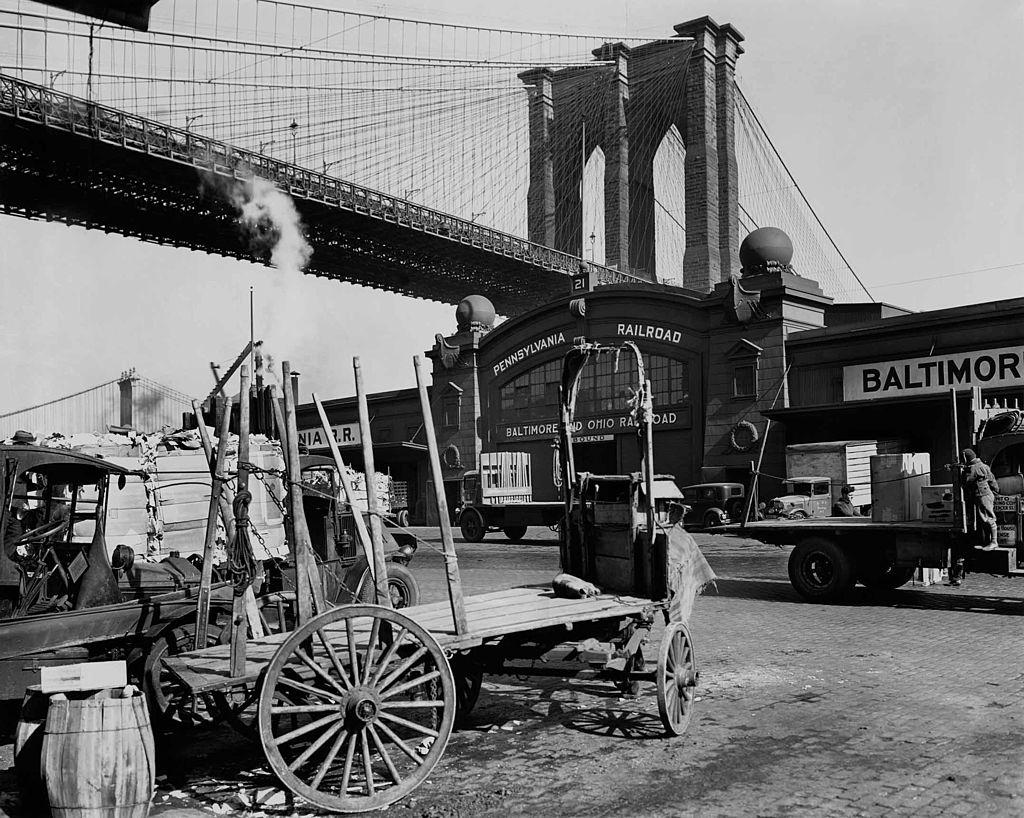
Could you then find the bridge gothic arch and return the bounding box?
[520,16,744,290]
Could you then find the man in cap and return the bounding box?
[961,448,999,551]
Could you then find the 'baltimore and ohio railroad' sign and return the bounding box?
[496,410,689,442]
[844,346,1024,402]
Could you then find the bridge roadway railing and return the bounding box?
[0,73,648,287]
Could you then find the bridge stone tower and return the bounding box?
[520,16,743,291]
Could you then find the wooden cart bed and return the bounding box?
[163,586,657,694]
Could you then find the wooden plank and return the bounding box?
[312,393,377,587]
[410,596,653,639]
[193,396,231,651]
[355,356,390,607]
[165,587,656,694]
[282,360,326,622]
[406,593,640,634]
[414,354,468,634]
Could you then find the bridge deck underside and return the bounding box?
[0,117,569,314]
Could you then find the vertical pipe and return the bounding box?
[354,357,390,607]
[414,355,467,633]
[643,378,657,589]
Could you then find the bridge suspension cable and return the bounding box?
[735,85,873,302]
[0,0,869,302]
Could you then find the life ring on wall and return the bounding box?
[729,420,760,453]
[443,444,462,469]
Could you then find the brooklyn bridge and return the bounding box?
[0,0,871,316]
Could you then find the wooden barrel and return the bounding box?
[14,685,49,807]
[42,689,156,818]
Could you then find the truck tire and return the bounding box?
[460,509,487,543]
[356,562,420,609]
[396,509,410,528]
[788,537,856,602]
[857,560,916,590]
[503,525,528,542]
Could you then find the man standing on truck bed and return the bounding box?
[961,448,999,552]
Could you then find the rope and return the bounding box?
[229,488,258,596]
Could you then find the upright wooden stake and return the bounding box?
[269,384,288,449]
[313,393,376,586]
[229,366,262,677]
[414,355,467,634]
[192,396,231,650]
[951,389,966,534]
[354,357,390,607]
[194,400,236,542]
[281,361,325,624]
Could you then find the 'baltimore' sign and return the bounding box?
[844,346,1024,402]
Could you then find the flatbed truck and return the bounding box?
[725,517,1023,602]
[718,390,1024,602]
[456,451,564,542]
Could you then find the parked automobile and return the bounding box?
[679,482,747,528]
[298,455,420,608]
[764,477,833,519]
[0,443,231,727]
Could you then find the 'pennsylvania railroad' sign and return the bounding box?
[844,346,1024,402]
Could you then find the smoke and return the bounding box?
[202,172,316,379]
[201,172,313,273]
[228,176,313,274]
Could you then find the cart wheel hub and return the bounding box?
[346,687,380,724]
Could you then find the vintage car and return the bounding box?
[764,477,833,519]
[679,482,747,528]
[0,443,231,724]
[298,455,420,608]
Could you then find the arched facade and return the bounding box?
[520,16,744,289]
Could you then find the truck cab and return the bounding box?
[765,477,832,519]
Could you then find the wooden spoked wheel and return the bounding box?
[144,621,225,731]
[258,604,456,813]
[656,622,698,736]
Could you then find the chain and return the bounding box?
[248,519,267,549]
[247,465,287,516]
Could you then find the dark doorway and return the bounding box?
[574,440,618,474]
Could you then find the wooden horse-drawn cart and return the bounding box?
[163,343,711,813]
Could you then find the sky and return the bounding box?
[1,0,1022,414]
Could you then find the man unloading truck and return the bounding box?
[961,448,999,552]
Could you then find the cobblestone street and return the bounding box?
[3,528,1022,817]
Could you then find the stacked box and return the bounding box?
[921,484,954,523]
[871,453,931,522]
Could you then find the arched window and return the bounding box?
[582,146,606,264]
[498,353,690,421]
[654,125,686,285]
